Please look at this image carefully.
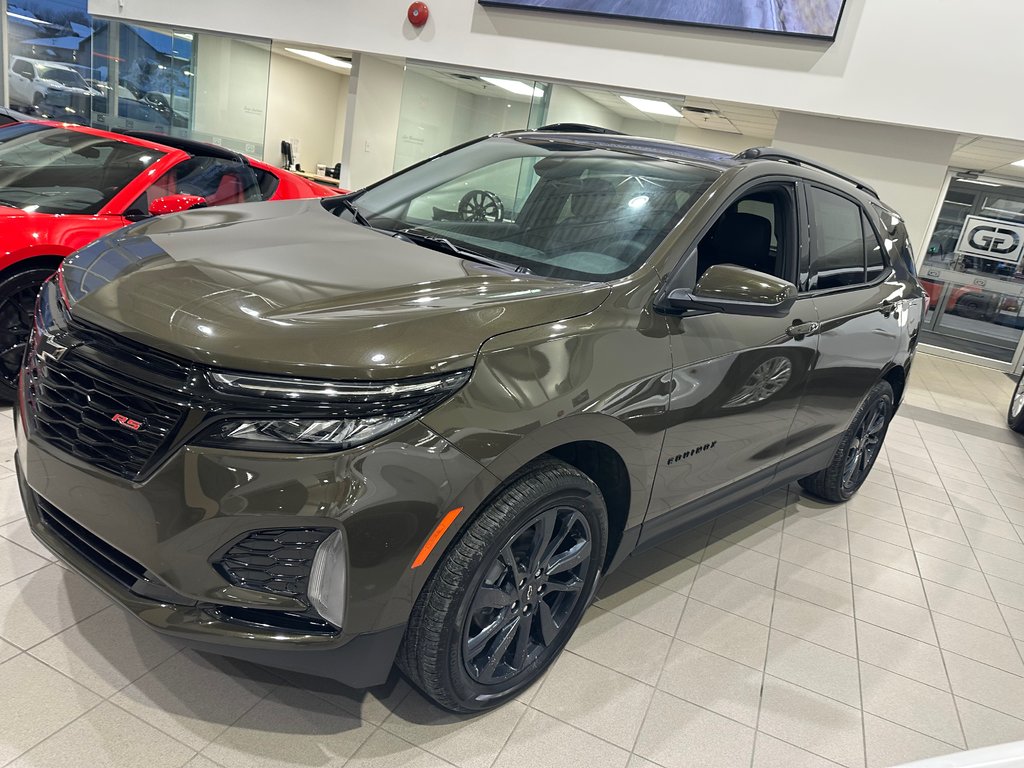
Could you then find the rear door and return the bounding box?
[789,184,904,451]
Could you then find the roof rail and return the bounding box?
[114,129,246,163]
[535,123,626,135]
[736,147,879,199]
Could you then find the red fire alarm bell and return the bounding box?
[408,2,429,26]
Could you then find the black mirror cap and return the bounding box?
[662,264,798,318]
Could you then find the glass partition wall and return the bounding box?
[4,0,269,155]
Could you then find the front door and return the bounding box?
[644,181,818,534]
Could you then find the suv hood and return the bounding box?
[62,199,609,380]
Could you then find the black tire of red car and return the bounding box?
[398,457,607,713]
[0,267,54,401]
[799,380,894,503]
[955,294,996,322]
[1007,375,1024,433]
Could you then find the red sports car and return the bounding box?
[0,121,341,398]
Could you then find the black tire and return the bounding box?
[955,294,996,322]
[0,267,55,402]
[799,380,894,503]
[1008,375,1024,433]
[398,458,607,713]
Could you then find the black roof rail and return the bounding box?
[736,147,879,199]
[535,123,626,135]
[114,129,246,163]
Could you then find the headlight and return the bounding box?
[194,368,471,452]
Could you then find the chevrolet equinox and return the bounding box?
[16,125,925,712]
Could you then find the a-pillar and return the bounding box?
[772,112,957,258]
[340,53,405,190]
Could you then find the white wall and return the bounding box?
[546,86,623,132]
[91,0,1024,143]
[341,54,405,189]
[263,52,347,171]
[619,119,769,154]
[191,34,270,154]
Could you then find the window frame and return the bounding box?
[800,182,894,296]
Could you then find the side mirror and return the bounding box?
[149,194,208,216]
[665,264,798,318]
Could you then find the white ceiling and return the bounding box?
[951,136,1024,182]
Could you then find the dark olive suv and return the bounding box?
[16,125,925,712]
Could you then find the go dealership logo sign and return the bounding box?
[955,215,1024,264]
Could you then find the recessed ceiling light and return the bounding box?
[620,95,681,117]
[480,77,544,98]
[285,48,352,69]
[956,178,1001,187]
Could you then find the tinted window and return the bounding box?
[12,61,33,78]
[865,214,886,282]
[697,187,794,282]
[809,187,867,290]
[129,156,264,214]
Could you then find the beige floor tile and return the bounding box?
[765,632,860,707]
[689,564,776,626]
[857,482,903,506]
[783,496,848,529]
[566,607,672,685]
[855,621,949,691]
[775,560,853,615]
[675,598,769,669]
[848,533,919,575]
[28,605,181,698]
[0,564,110,649]
[902,510,970,545]
[530,652,651,749]
[0,519,56,562]
[783,515,850,553]
[269,670,412,726]
[859,663,963,746]
[956,509,1019,539]
[0,475,27,526]
[923,580,1008,634]
[634,690,755,768]
[863,713,959,768]
[595,570,686,636]
[909,530,979,569]
[492,708,629,768]
[943,651,1024,720]
[757,677,864,768]
[0,653,101,765]
[988,574,1024,612]
[847,512,913,549]
[916,554,993,599]
[975,550,1024,587]
[780,535,851,582]
[932,613,1023,674]
[8,701,194,768]
[963,528,1024,563]
[896,492,957,521]
[700,539,779,587]
[896,477,951,505]
[853,587,937,645]
[0,537,48,587]
[845,493,906,525]
[183,757,222,768]
[110,650,277,751]
[1003,605,1024,640]
[770,594,855,657]
[658,640,763,726]
[616,548,699,595]
[345,728,462,768]
[752,733,843,768]
[956,696,1024,750]
[851,558,927,607]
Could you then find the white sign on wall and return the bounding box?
[955,215,1024,265]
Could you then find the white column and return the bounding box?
[340,53,405,190]
[772,112,957,256]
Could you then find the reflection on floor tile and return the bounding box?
[0,354,1022,768]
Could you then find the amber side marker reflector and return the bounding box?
[411,507,464,569]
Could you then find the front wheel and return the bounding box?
[0,267,55,401]
[799,380,894,502]
[398,458,607,712]
[1007,375,1024,433]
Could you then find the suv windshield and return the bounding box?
[39,66,90,90]
[336,136,719,281]
[0,125,163,214]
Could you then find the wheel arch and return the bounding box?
[881,362,906,410]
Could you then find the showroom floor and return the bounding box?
[1,353,1024,768]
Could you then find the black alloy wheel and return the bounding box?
[800,380,894,502]
[0,267,54,401]
[398,458,607,713]
[1007,374,1024,433]
[462,504,592,685]
[458,190,504,223]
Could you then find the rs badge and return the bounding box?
[111,414,143,431]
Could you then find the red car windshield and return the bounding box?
[0,125,164,215]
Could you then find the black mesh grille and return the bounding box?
[215,528,333,600]
[23,327,188,481]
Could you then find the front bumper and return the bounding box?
[16,409,488,687]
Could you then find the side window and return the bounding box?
[865,214,887,282]
[13,61,33,79]
[128,156,263,215]
[695,185,794,283]
[808,187,867,290]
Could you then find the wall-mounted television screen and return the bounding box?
[478,0,847,40]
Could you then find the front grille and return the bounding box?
[36,496,147,590]
[23,325,188,481]
[214,528,333,600]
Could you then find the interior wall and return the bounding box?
[91,0,1024,143]
[341,54,404,189]
[263,52,347,171]
[772,112,958,256]
[546,86,623,132]
[618,119,768,153]
[191,34,269,154]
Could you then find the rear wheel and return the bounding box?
[398,458,607,712]
[0,267,55,401]
[800,381,894,502]
[1007,375,1024,433]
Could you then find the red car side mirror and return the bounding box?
[149,194,208,216]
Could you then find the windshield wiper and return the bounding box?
[393,229,531,274]
[336,197,372,228]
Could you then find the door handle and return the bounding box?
[786,321,820,339]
